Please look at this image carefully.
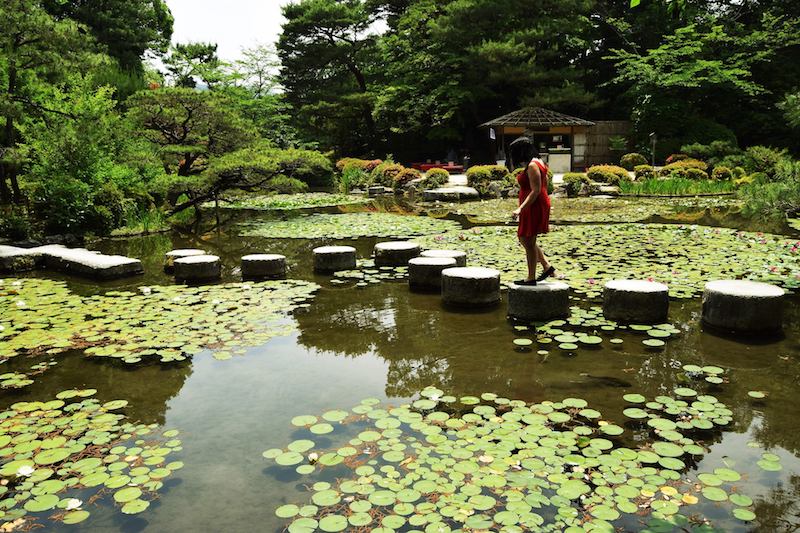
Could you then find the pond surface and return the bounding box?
[1,196,799,532]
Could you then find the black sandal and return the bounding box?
[536,266,556,283]
[515,279,537,286]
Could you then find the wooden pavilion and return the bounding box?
[481,107,596,173]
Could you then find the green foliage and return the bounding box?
[336,166,371,193]
[163,42,223,88]
[265,176,310,194]
[587,165,631,185]
[634,165,656,180]
[782,91,800,129]
[742,145,789,178]
[659,159,709,179]
[43,0,173,73]
[620,178,735,196]
[370,162,405,187]
[424,168,450,188]
[336,158,383,173]
[127,88,259,176]
[563,173,590,197]
[0,206,32,240]
[680,141,741,167]
[711,166,733,181]
[394,167,421,189]
[620,153,648,170]
[466,165,512,196]
[738,158,800,218]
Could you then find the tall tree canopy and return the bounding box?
[43,0,173,72]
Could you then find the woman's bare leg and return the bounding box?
[518,236,538,281]
[535,244,551,270]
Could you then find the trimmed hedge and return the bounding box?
[371,162,405,187]
[336,157,383,173]
[659,159,708,179]
[711,166,732,181]
[394,167,422,188]
[467,165,512,196]
[425,168,450,188]
[634,165,656,180]
[587,165,631,185]
[620,153,648,171]
[563,173,590,197]
[665,154,690,165]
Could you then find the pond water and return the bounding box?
[1,196,799,532]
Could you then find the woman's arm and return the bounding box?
[513,164,542,217]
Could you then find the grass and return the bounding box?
[620,178,735,196]
[110,207,170,237]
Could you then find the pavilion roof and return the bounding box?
[480,107,595,128]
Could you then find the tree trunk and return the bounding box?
[344,58,378,145]
[1,62,19,205]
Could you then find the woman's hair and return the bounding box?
[510,137,540,168]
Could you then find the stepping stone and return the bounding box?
[508,281,570,322]
[702,280,784,334]
[313,246,357,273]
[241,254,287,279]
[408,257,457,291]
[603,279,669,324]
[368,186,393,197]
[420,249,467,267]
[374,241,421,267]
[422,187,480,202]
[39,245,143,280]
[441,267,501,307]
[174,255,221,282]
[0,245,44,273]
[165,249,206,273]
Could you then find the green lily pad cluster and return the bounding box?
[332,259,409,287]
[264,387,755,532]
[0,389,183,528]
[681,365,727,385]
[418,224,800,298]
[0,373,34,390]
[206,193,369,211]
[514,306,680,352]
[239,212,461,240]
[0,278,319,364]
[425,197,741,225]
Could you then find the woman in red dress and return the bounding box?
[511,142,555,285]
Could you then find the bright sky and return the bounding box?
[165,0,288,61]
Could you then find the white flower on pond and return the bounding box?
[139,286,152,295]
[16,465,34,477]
[15,301,26,308]
[65,499,82,510]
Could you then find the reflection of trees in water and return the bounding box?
[752,474,800,532]
[0,350,193,426]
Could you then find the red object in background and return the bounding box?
[411,163,464,173]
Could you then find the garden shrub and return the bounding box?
[734,175,754,187]
[267,176,309,194]
[336,166,370,193]
[586,165,630,185]
[563,173,590,197]
[424,168,450,188]
[336,157,383,173]
[732,167,746,179]
[659,159,708,179]
[634,165,656,180]
[394,167,422,189]
[371,162,405,187]
[711,166,733,181]
[0,206,34,240]
[665,154,689,165]
[467,165,511,196]
[620,153,648,170]
[680,141,741,166]
[742,146,789,179]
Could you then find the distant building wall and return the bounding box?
[583,121,633,168]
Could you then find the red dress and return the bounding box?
[517,160,551,237]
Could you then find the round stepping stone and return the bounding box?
[441,267,501,307]
[374,241,421,267]
[408,257,457,291]
[603,279,669,324]
[508,281,570,322]
[174,255,221,282]
[164,249,206,273]
[420,249,467,267]
[241,254,286,279]
[702,280,784,334]
[313,246,356,273]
